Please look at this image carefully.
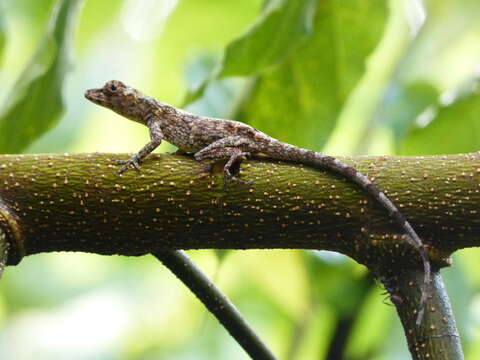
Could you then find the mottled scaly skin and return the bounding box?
[85,80,431,324]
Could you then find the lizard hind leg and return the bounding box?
[117,155,142,174]
[223,149,252,185]
[194,146,252,185]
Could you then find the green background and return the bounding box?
[1,0,480,359]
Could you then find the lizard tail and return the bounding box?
[264,140,431,325]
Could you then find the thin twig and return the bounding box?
[153,250,279,360]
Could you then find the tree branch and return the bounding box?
[0,152,477,266]
[1,152,477,359]
[382,270,463,360]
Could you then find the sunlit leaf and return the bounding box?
[235,0,388,150]
[186,0,387,151]
[379,81,438,145]
[0,0,84,153]
[370,0,480,151]
[184,0,317,105]
[219,0,316,78]
[76,0,125,51]
[0,6,5,65]
[400,85,480,155]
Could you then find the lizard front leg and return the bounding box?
[118,119,164,174]
[194,136,255,184]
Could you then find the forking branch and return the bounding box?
[0,152,474,359]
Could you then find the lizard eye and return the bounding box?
[110,84,117,91]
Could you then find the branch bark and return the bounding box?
[383,270,463,360]
[0,152,478,265]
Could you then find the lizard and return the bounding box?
[85,80,431,325]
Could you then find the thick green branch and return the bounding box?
[1,152,476,359]
[382,270,463,360]
[0,152,479,268]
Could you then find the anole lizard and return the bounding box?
[85,80,431,325]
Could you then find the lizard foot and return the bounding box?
[223,169,253,187]
[224,175,253,186]
[223,175,253,190]
[223,152,252,187]
[116,156,141,174]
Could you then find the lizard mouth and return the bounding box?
[84,89,107,105]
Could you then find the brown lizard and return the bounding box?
[85,80,431,325]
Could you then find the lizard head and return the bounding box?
[85,80,147,122]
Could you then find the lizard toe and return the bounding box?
[116,157,141,174]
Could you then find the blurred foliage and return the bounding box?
[187,0,388,150]
[0,0,480,359]
[184,0,316,104]
[0,5,5,65]
[219,0,316,77]
[400,81,480,155]
[0,0,82,153]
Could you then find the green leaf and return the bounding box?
[400,86,480,155]
[0,0,84,153]
[367,0,480,152]
[184,0,317,105]
[0,5,5,65]
[235,0,388,150]
[219,0,316,78]
[380,82,439,144]
[186,0,388,150]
